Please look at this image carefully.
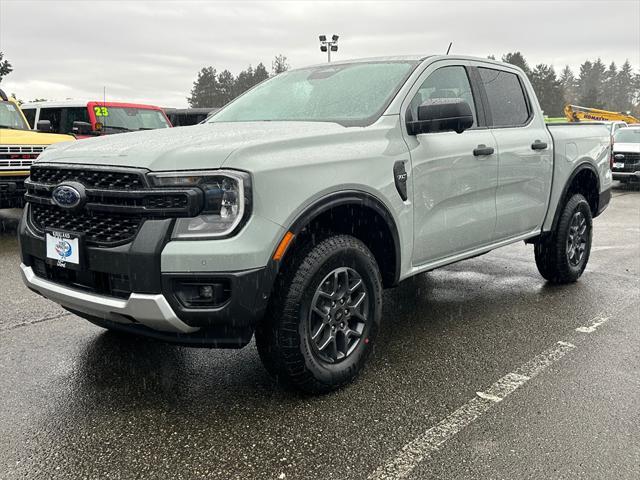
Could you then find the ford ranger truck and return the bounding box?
[18,56,611,393]
[0,89,74,208]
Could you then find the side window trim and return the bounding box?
[467,66,489,128]
[474,65,534,129]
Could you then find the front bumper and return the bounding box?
[0,175,28,207]
[612,171,640,180]
[19,207,276,347]
[21,263,196,333]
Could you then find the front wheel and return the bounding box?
[534,193,593,284]
[255,234,382,394]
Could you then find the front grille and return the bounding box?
[144,194,190,209]
[84,193,190,210]
[0,145,46,155]
[0,159,35,168]
[31,203,142,244]
[25,164,202,246]
[32,258,132,299]
[613,152,640,172]
[30,166,146,189]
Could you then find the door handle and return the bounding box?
[473,145,494,156]
[531,140,548,150]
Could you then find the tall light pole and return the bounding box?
[319,35,339,62]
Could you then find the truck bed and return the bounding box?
[543,123,612,231]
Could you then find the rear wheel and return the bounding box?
[255,234,382,394]
[534,193,592,284]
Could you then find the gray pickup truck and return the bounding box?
[19,55,611,393]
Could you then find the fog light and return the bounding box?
[199,285,214,300]
[173,279,231,308]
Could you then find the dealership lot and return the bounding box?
[1,186,638,480]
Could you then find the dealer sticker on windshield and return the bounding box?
[46,230,81,269]
[93,106,109,117]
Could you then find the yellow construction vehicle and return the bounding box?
[564,104,639,124]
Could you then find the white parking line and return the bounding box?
[576,316,609,333]
[368,341,576,480]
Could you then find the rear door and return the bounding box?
[474,64,553,239]
[402,61,499,265]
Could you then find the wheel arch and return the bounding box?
[550,161,601,232]
[272,190,401,288]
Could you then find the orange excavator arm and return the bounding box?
[564,104,640,124]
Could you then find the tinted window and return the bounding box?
[22,108,36,128]
[39,108,63,132]
[61,107,90,133]
[408,66,477,126]
[478,68,530,127]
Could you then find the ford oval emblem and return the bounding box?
[52,185,83,209]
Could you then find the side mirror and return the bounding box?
[72,121,93,136]
[36,119,52,132]
[407,98,474,135]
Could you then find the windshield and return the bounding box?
[0,101,29,130]
[94,106,170,131]
[614,128,640,143]
[209,61,418,126]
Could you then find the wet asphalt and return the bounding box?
[0,185,638,480]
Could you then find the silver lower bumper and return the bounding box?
[20,264,198,334]
[612,171,640,179]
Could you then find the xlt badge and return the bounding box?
[393,161,408,201]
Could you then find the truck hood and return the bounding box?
[37,121,347,170]
[0,128,74,145]
[613,142,640,154]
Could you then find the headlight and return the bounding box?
[148,170,251,239]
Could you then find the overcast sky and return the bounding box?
[1,0,639,107]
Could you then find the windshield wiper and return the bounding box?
[103,125,132,132]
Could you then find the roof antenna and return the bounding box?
[446,42,453,55]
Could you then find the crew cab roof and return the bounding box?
[291,54,528,74]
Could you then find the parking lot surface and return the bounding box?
[1,186,638,480]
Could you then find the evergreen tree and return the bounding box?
[559,65,578,106]
[234,65,255,97]
[253,63,270,84]
[0,52,12,83]
[187,67,219,107]
[633,71,640,115]
[530,64,564,117]
[502,52,531,76]
[578,58,606,108]
[217,69,236,105]
[614,60,635,112]
[602,62,617,110]
[272,54,290,75]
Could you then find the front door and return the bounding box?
[402,62,499,266]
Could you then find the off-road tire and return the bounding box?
[534,193,592,284]
[255,234,382,394]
